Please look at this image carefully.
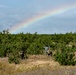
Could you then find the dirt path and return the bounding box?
[1,55,76,75]
[14,55,76,75]
[15,55,60,72]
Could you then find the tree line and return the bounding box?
[0,30,76,65]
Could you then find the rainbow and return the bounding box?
[9,4,76,33]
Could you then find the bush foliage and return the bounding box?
[54,47,76,65]
[0,30,76,65]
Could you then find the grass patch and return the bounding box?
[0,55,76,75]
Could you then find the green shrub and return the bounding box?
[8,51,20,64]
[54,47,76,66]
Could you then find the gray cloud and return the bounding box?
[0,0,76,33]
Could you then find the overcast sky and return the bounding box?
[0,0,76,34]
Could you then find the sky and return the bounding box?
[0,0,76,34]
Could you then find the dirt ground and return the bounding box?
[0,55,76,75]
